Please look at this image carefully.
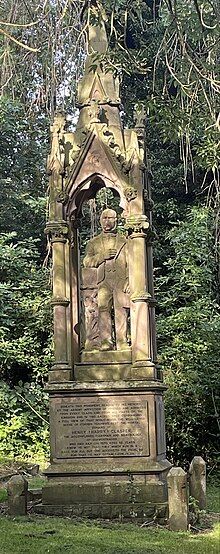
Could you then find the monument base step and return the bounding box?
[44,380,169,522]
[74,363,156,381]
[81,349,132,364]
[34,500,167,523]
[74,362,132,381]
[40,477,168,522]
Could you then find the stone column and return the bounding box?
[167,467,188,531]
[146,237,157,361]
[70,222,80,363]
[189,456,206,510]
[7,475,28,516]
[49,222,72,382]
[65,238,73,366]
[126,214,156,379]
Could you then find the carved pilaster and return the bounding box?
[47,112,66,175]
[126,214,156,378]
[46,221,72,382]
[69,219,81,363]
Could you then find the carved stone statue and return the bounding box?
[83,208,130,351]
[81,267,99,351]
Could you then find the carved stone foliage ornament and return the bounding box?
[45,221,69,242]
[56,191,69,204]
[88,100,102,124]
[125,214,149,235]
[124,187,138,202]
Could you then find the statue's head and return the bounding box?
[100,208,117,233]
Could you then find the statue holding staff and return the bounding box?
[83,208,130,351]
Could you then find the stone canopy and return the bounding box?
[46,18,146,226]
[45,11,157,374]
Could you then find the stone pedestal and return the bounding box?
[189,456,206,510]
[7,475,28,516]
[167,467,188,531]
[42,381,170,521]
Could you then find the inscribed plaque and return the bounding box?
[52,394,149,458]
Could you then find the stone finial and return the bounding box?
[134,104,146,131]
[167,467,188,531]
[88,22,107,54]
[47,111,66,176]
[87,1,108,54]
[7,475,28,516]
[189,456,206,510]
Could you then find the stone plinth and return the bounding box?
[7,475,28,516]
[189,456,206,510]
[167,467,188,531]
[41,380,171,521]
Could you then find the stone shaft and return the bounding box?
[167,467,188,531]
[50,233,72,381]
[7,475,28,516]
[189,456,206,510]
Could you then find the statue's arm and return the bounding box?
[83,240,104,268]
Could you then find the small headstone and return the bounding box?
[167,467,188,531]
[7,475,28,516]
[189,456,206,510]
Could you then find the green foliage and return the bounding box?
[156,207,220,467]
[0,232,51,461]
[0,97,48,247]
[207,484,220,513]
[0,96,51,461]
[0,489,7,502]
[0,1,84,116]
[189,496,206,525]
[0,233,52,383]
[104,0,219,205]
[0,381,49,462]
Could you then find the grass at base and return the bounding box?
[1,479,219,553]
[207,484,220,513]
[0,489,7,502]
[0,516,219,554]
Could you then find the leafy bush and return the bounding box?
[156,207,220,468]
[0,381,49,462]
[0,233,52,460]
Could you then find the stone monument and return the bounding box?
[42,5,171,520]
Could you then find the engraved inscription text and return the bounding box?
[53,395,149,458]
